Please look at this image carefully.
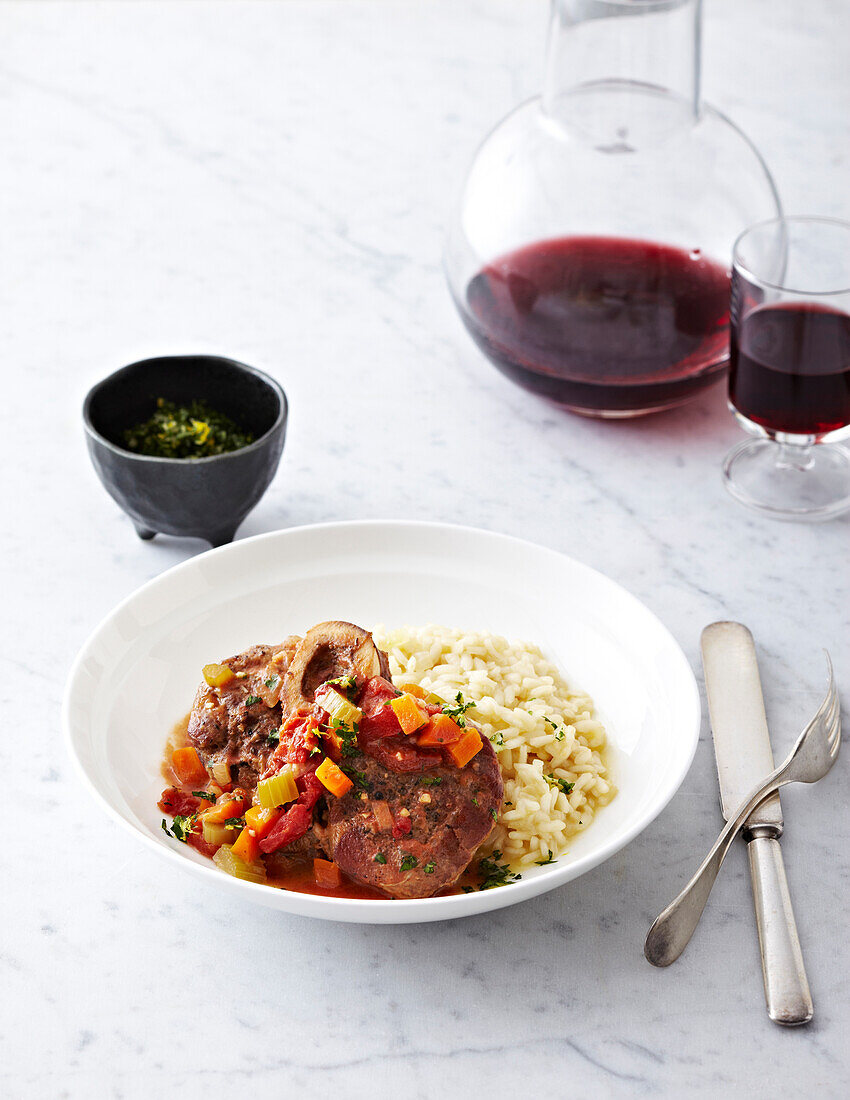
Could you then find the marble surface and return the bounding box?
[3,1,849,1096]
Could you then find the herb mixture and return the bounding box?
[123,397,253,459]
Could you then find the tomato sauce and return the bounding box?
[267,863,388,900]
[161,713,480,900]
[161,714,468,900]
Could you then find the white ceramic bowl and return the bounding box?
[63,521,700,923]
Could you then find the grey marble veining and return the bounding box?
[2,1,848,1097]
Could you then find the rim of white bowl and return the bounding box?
[62,519,701,922]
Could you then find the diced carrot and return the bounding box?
[399,682,427,700]
[447,727,483,768]
[172,746,209,787]
[390,694,429,735]
[418,713,464,747]
[232,826,261,864]
[313,858,342,888]
[315,757,354,798]
[244,805,281,839]
[203,795,248,823]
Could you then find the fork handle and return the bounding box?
[747,832,813,1026]
[644,768,788,966]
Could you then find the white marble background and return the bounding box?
[3,1,849,1096]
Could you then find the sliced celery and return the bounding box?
[256,768,299,809]
[316,685,362,728]
[203,819,237,847]
[213,845,266,883]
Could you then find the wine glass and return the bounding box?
[724,216,850,520]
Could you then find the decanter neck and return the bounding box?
[543,0,702,147]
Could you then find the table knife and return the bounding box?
[700,622,813,1026]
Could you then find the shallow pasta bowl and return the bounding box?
[62,521,699,923]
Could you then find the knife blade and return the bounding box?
[701,622,812,1026]
[702,621,783,830]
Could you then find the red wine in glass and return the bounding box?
[723,215,850,519]
[729,303,850,437]
[461,236,731,415]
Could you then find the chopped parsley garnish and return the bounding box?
[472,797,479,807]
[332,719,360,758]
[423,861,436,874]
[548,776,575,796]
[420,777,443,786]
[267,728,280,746]
[161,814,196,843]
[489,731,505,747]
[223,816,246,829]
[327,674,357,700]
[490,808,498,821]
[244,695,261,706]
[477,851,521,890]
[535,853,557,865]
[123,398,253,459]
[544,717,567,742]
[373,853,387,865]
[342,766,369,792]
[400,854,418,871]
[441,691,475,727]
[191,791,215,802]
[263,676,279,690]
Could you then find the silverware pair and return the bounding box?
[645,622,841,1026]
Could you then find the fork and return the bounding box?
[645,655,840,967]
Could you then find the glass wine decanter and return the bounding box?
[446,0,782,418]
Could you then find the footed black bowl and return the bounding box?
[84,355,288,547]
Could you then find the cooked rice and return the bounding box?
[374,625,616,869]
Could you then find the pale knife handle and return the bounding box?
[747,834,813,1026]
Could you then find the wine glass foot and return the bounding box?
[722,438,850,520]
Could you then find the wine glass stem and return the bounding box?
[775,436,817,472]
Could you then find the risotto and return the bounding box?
[375,624,616,869]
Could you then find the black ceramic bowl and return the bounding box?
[84,355,288,546]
